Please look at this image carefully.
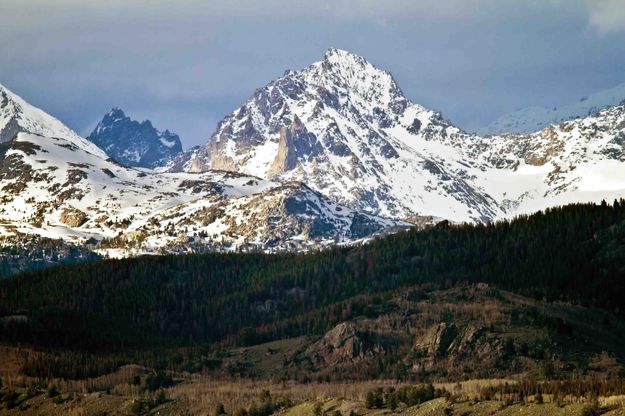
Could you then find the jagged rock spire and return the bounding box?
[87,108,183,169]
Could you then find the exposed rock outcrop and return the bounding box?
[412,323,505,370]
[59,207,88,227]
[414,322,459,358]
[304,322,384,367]
[268,125,298,177]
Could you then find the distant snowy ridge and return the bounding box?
[467,103,625,216]
[480,82,625,135]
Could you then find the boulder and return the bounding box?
[59,207,88,227]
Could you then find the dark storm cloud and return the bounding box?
[1,0,624,147]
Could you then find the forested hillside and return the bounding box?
[1,200,624,355]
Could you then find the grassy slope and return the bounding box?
[2,384,624,416]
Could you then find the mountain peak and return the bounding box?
[0,82,100,154]
[88,109,182,168]
[323,47,358,61]
[320,48,385,77]
[103,108,129,124]
[107,107,126,117]
[322,47,388,71]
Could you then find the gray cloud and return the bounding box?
[588,0,625,35]
[1,1,624,147]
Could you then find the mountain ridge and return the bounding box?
[480,82,625,134]
[2,48,625,268]
[0,83,405,262]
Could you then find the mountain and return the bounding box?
[3,50,625,264]
[172,48,502,223]
[480,82,625,134]
[0,83,405,261]
[87,108,183,169]
[172,49,625,222]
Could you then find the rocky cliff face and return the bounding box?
[303,322,384,368]
[412,323,504,372]
[87,108,183,169]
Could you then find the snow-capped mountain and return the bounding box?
[480,82,625,135]
[172,49,625,222]
[87,108,183,169]
[173,48,501,222]
[0,83,405,258]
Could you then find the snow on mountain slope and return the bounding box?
[480,82,625,135]
[3,48,624,260]
[0,132,403,256]
[469,103,625,215]
[174,48,501,223]
[0,83,104,156]
[0,84,406,257]
[87,108,183,169]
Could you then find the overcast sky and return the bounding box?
[1,0,625,148]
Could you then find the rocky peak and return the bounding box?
[313,48,407,115]
[88,108,183,169]
[170,50,625,223]
[104,107,126,121]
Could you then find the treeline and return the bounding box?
[20,351,125,380]
[479,379,625,401]
[0,234,100,278]
[0,200,624,353]
[235,390,292,416]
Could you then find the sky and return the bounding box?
[1,0,625,149]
